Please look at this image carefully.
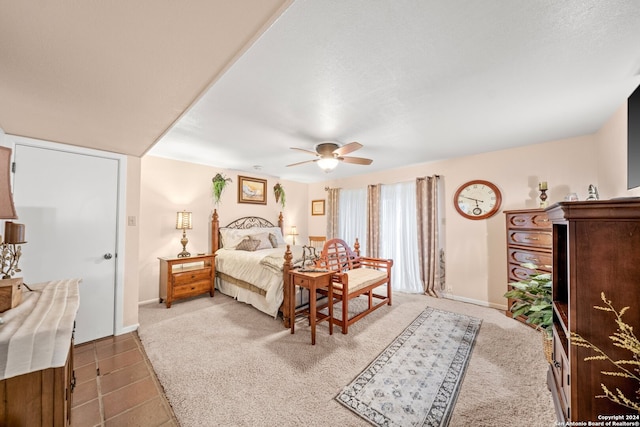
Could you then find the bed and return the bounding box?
[211,210,302,327]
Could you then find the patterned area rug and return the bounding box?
[336,307,482,427]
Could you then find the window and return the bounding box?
[338,188,367,255]
[380,181,423,293]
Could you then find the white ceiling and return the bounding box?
[149,0,640,183]
[2,1,640,184]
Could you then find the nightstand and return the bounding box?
[289,269,333,345]
[158,254,215,308]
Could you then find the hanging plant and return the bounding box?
[273,183,286,208]
[212,173,232,205]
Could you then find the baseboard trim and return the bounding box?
[117,323,139,335]
[441,292,507,311]
[139,298,160,306]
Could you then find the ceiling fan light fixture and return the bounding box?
[317,157,339,172]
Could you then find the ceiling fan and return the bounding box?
[287,141,373,172]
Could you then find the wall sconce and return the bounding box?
[538,181,548,208]
[288,225,299,245]
[176,211,192,258]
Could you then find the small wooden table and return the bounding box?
[289,270,333,345]
[158,254,215,308]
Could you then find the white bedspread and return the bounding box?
[0,279,80,380]
[215,245,304,313]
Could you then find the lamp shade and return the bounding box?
[289,225,298,236]
[317,158,339,172]
[0,147,17,220]
[176,211,192,230]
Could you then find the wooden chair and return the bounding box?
[316,238,393,334]
[308,235,326,251]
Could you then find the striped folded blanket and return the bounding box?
[0,279,80,380]
[259,245,305,273]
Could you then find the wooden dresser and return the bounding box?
[0,279,80,426]
[159,254,215,308]
[546,199,640,422]
[504,208,552,322]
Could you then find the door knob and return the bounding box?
[104,253,113,260]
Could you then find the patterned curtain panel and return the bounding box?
[416,175,444,296]
[326,187,340,239]
[367,184,381,258]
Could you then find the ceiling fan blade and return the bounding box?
[340,156,373,165]
[286,159,319,167]
[290,147,319,156]
[333,141,362,156]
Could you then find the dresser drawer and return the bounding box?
[551,329,570,420]
[506,211,551,230]
[507,248,552,270]
[508,262,540,282]
[172,268,212,286]
[507,230,552,249]
[173,279,212,297]
[293,275,311,287]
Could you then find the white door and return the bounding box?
[12,144,119,344]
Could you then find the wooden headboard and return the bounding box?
[211,209,284,252]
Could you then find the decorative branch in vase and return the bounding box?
[0,243,22,279]
[570,292,640,414]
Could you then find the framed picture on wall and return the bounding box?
[238,175,267,204]
[311,199,325,216]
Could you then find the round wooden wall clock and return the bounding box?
[454,180,502,220]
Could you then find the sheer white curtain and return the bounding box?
[338,188,367,255]
[380,181,423,293]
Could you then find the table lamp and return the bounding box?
[176,211,192,257]
[289,225,299,245]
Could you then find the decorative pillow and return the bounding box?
[235,237,260,252]
[268,233,278,248]
[219,228,259,249]
[251,232,273,250]
[219,228,240,249]
[264,227,286,245]
[220,226,286,249]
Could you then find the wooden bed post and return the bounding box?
[282,244,293,328]
[211,209,219,253]
[354,238,360,257]
[278,211,284,234]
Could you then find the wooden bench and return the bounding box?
[316,238,393,334]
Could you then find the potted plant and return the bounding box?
[273,183,286,209]
[212,173,232,205]
[504,263,553,362]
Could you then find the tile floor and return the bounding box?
[70,332,178,426]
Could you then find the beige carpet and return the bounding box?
[138,291,557,426]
